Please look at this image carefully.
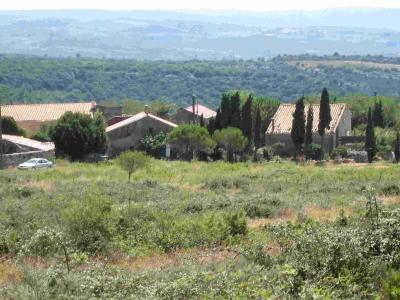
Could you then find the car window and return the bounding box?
[26,159,38,164]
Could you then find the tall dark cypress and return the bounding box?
[291,97,306,159]
[373,99,386,128]
[220,94,231,128]
[241,95,253,143]
[207,117,215,135]
[395,131,400,163]
[199,114,205,127]
[215,108,222,130]
[365,107,376,163]
[304,105,314,152]
[318,88,332,159]
[230,91,241,128]
[254,108,262,149]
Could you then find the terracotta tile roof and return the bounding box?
[266,103,348,135]
[184,104,217,119]
[1,102,96,122]
[2,134,55,151]
[106,112,177,133]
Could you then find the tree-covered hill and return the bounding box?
[1,54,400,108]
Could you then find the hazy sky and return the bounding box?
[1,0,400,11]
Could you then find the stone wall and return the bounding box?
[0,150,55,169]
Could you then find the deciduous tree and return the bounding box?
[213,127,248,163]
[116,151,150,181]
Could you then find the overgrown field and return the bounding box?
[1,160,400,298]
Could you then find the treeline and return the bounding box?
[1,54,400,107]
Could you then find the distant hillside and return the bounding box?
[0,55,400,107]
[1,9,400,59]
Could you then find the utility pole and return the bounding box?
[192,95,197,124]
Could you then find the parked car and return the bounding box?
[18,158,54,170]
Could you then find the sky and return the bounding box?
[1,0,400,11]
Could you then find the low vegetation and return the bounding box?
[1,159,400,298]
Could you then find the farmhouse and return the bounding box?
[266,103,351,154]
[174,103,217,125]
[106,110,177,156]
[1,102,97,134]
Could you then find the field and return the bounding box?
[1,160,400,298]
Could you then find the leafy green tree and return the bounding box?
[220,93,231,128]
[213,127,248,163]
[149,99,174,118]
[318,88,332,159]
[365,107,376,163]
[240,95,253,146]
[304,105,314,156]
[395,131,400,163]
[373,100,387,128]
[167,125,215,161]
[230,91,241,128]
[50,112,108,160]
[291,97,306,159]
[116,151,150,181]
[254,108,262,149]
[0,116,26,136]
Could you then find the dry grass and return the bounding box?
[379,196,400,206]
[0,260,21,287]
[248,209,297,228]
[21,180,54,192]
[110,247,234,272]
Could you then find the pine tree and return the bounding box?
[304,105,314,155]
[254,108,262,149]
[291,97,306,160]
[365,107,376,163]
[395,131,400,163]
[199,114,205,127]
[230,91,241,128]
[220,94,231,128]
[318,88,331,160]
[240,95,253,144]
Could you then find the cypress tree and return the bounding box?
[230,91,241,128]
[207,117,215,135]
[220,94,231,128]
[365,107,376,163]
[215,108,222,130]
[373,99,386,128]
[305,105,314,155]
[291,97,306,160]
[395,131,400,163]
[254,108,262,149]
[199,114,205,127]
[241,95,253,143]
[318,88,332,159]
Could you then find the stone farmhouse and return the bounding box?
[106,110,177,156]
[2,102,97,134]
[2,102,123,134]
[266,103,351,154]
[174,104,216,125]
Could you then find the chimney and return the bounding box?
[144,105,150,114]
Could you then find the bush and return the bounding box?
[30,131,51,142]
[305,143,322,160]
[331,146,348,159]
[116,151,150,181]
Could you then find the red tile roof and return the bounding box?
[2,102,96,122]
[266,103,348,135]
[2,134,55,151]
[106,112,177,133]
[184,104,217,119]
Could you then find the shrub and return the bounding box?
[30,131,51,142]
[0,116,26,136]
[331,146,348,159]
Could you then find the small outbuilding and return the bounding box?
[173,104,217,125]
[106,111,177,156]
[265,103,351,155]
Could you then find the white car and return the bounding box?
[18,158,54,170]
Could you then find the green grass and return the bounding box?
[1,159,400,298]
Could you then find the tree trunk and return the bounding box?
[320,133,325,160]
